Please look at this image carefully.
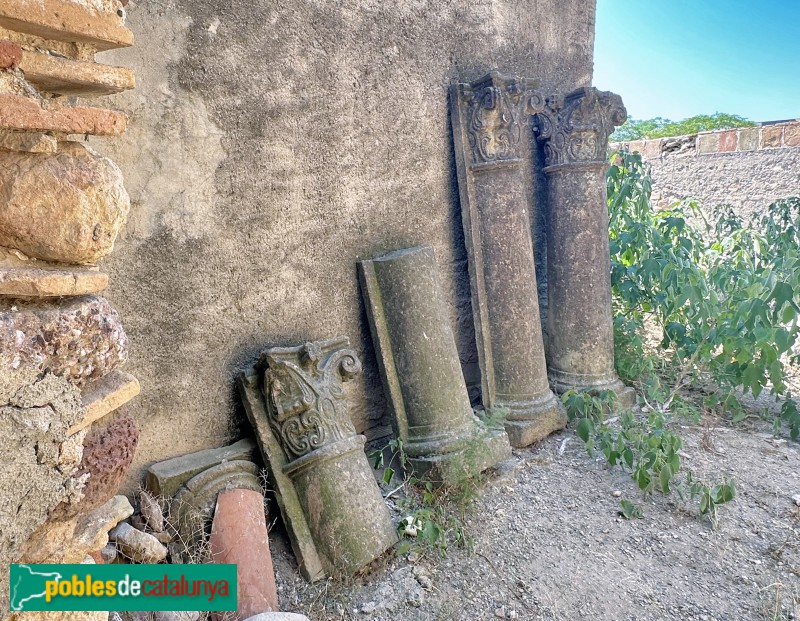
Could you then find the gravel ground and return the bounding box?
[270,417,800,621]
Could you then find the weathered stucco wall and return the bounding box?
[93,0,597,486]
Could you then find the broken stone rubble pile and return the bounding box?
[0,0,139,618]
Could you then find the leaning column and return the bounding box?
[359,245,511,483]
[450,72,565,447]
[534,87,634,404]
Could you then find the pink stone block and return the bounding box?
[718,130,737,152]
[760,124,783,148]
[784,123,800,147]
[210,489,278,620]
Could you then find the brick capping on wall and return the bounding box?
[611,119,800,160]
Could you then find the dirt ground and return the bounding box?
[268,415,800,621]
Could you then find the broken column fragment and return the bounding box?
[450,71,566,447]
[146,437,258,499]
[240,337,397,579]
[534,87,634,405]
[359,245,511,482]
[170,460,263,563]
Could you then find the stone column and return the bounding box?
[241,337,397,579]
[450,72,566,447]
[359,245,511,483]
[534,87,634,404]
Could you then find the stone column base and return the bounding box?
[497,391,567,448]
[548,369,636,408]
[407,423,511,485]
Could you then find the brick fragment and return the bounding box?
[0,40,22,68]
[210,489,279,619]
[0,93,127,135]
[0,0,133,51]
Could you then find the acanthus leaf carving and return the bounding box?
[534,87,627,168]
[457,71,545,166]
[261,336,361,461]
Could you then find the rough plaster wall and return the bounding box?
[649,147,800,217]
[92,0,596,488]
[0,374,85,613]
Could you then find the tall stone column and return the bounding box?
[534,87,634,404]
[450,72,565,448]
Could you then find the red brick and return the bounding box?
[210,489,278,619]
[0,0,133,51]
[718,130,737,152]
[0,94,127,135]
[784,122,800,147]
[0,41,22,68]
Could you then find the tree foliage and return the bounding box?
[607,150,800,439]
[611,113,756,142]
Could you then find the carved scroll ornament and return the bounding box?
[457,71,546,165]
[534,87,627,168]
[262,337,361,461]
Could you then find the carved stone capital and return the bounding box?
[456,71,545,166]
[261,336,361,461]
[534,87,626,169]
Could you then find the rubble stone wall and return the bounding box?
[91,0,598,487]
[612,121,800,216]
[0,0,139,615]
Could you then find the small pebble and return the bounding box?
[140,490,165,533]
[612,490,622,497]
[792,494,800,506]
[495,606,507,618]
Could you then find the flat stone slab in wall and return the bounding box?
[69,369,140,435]
[0,141,130,264]
[0,0,134,51]
[0,94,128,136]
[0,243,105,296]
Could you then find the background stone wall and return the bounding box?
[612,121,800,216]
[92,0,597,488]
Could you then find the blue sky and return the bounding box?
[593,0,800,123]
